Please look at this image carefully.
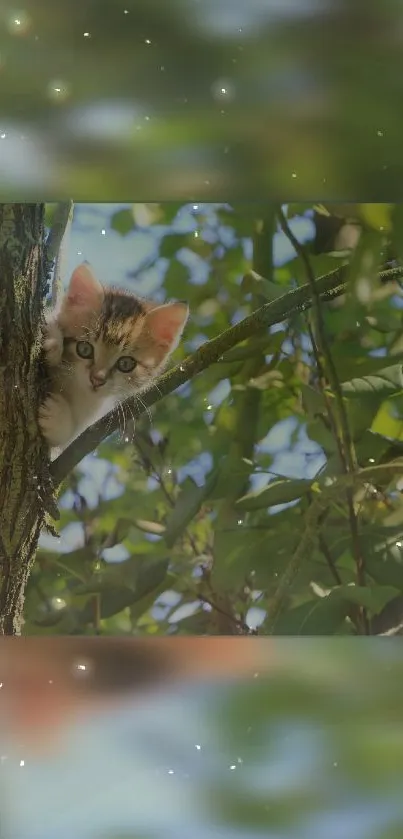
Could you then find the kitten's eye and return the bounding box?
[116,356,137,373]
[76,340,94,359]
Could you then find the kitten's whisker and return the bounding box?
[113,391,135,432]
[134,394,153,425]
[145,379,164,402]
[117,400,127,438]
[123,398,138,435]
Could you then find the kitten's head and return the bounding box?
[56,263,189,399]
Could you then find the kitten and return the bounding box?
[39,263,189,452]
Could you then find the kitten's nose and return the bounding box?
[90,370,107,389]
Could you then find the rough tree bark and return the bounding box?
[0,203,53,635]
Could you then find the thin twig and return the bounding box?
[277,207,370,633]
[277,207,357,472]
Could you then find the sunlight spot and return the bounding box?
[47,80,70,102]
[51,597,65,611]
[7,11,31,35]
[211,78,235,102]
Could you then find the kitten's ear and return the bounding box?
[66,263,104,308]
[145,301,189,350]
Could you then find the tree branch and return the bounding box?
[50,264,403,488]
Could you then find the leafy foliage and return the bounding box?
[26,202,403,635]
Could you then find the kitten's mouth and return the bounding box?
[90,378,107,391]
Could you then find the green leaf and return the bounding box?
[38,547,93,579]
[163,258,191,299]
[276,583,401,635]
[241,271,286,301]
[103,518,136,547]
[335,584,400,615]
[78,557,169,623]
[164,472,217,547]
[172,610,211,634]
[334,350,403,383]
[159,202,186,224]
[212,527,271,589]
[217,205,257,237]
[342,365,403,398]
[219,332,285,363]
[80,587,140,622]
[160,233,188,258]
[212,517,302,589]
[236,478,313,511]
[371,403,403,440]
[300,384,326,416]
[306,419,340,455]
[129,572,177,622]
[355,430,399,465]
[358,203,393,232]
[210,454,255,501]
[110,209,134,235]
[134,556,169,601]
[273,596,350,635]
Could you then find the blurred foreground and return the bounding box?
[0,0,402,198]
[0,638,402,838]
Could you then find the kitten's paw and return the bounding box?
[38,394,74,448]
[43,320,64,366]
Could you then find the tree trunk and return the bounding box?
[0,204,52,635]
